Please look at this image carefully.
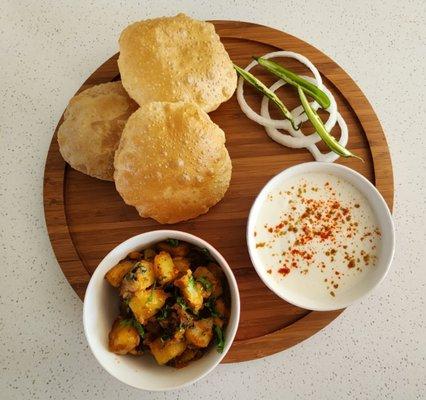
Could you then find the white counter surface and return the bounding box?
[1,1,425,399]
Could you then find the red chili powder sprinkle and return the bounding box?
[261,180,380,292]
[319,229,332,240]
[278,267,291,276]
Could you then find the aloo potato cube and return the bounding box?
[129,289,168,324]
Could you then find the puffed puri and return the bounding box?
[113,101,232,224]
[117,13,237,113]
[57,81,138,181]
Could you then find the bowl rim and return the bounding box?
[246,161,395,311]
[83,229,240,391]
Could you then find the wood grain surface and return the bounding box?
[43,21,394,363]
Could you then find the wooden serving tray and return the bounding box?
[43,21,393,363]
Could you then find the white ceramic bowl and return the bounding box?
[247,162,395,311]
[83,230,240,391]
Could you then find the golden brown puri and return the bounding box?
[57,81,138,181]
[118,13,237,113]
[114,102,232,224]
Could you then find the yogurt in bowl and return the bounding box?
[247,162,395,311]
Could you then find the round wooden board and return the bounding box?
[43,21,393,363]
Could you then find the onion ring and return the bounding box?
[236,50,348,161]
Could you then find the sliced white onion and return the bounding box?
[236,50,349,162]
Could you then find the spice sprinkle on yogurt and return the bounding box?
[253,172,381,299]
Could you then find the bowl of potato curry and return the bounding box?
[83,230,240,391]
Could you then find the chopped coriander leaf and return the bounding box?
[133,320,145,338]
[119,318,133,327]
[119,318,145,338]
[166,238,179,247]
[214,325,225,353]
[160,333,172,342]
[197,276,212,291]
[156,305,171,321]
[146,293,153,303]
[176,296,188,311]
[200,247,215,262]
[204,297,218,317]
[119,298,132,317]
[188,274,196,288]
[125,272,136,281]
[135,262,147,273]
[147,282,157,303]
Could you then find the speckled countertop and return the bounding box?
[1,1,425,399]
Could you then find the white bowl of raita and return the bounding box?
[247,162,395,311]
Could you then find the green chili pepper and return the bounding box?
[233,64,299,130]
[297,86,363,161]
[254,56,331,109]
